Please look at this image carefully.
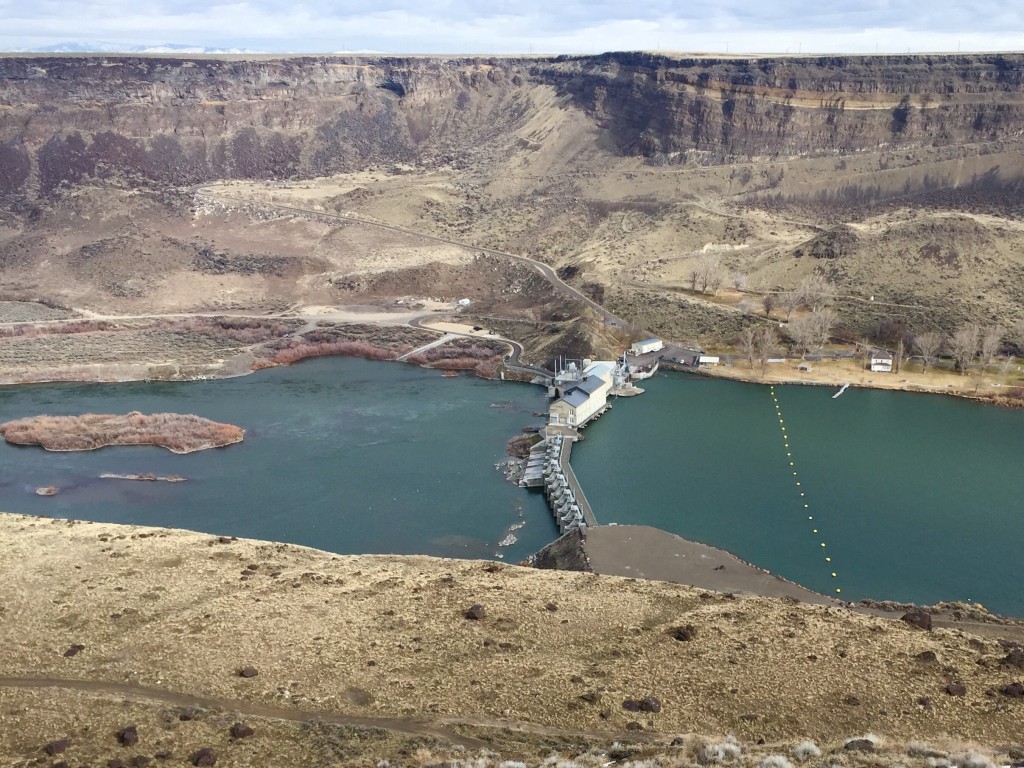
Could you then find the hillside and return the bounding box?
[2,513,1024,766]
[2,53,1024,361]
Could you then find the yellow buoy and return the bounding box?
[813,529,818,533]
[825,557,831,562]
[832,572,837,577]
[820,542,826,548]
[836,588,841,594]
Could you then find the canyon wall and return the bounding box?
[3,52,1024,197]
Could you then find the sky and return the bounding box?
[1,0,1022,55]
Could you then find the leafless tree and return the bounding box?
[754,326,779,376]
[778,291,800,321]
[762,292,776,317]
[999,354,1016,379]
[788,315,816,358]
[1010,320,1024,355]
[688,269,700,292]
[732,272,748,291]
[697,254,720,294]
[738,326,758,369]
[797,274,836,311]
[788,308,835,358]
[912,331,941,373]
[948,324,980,375]
[980,325,1004,371]
[709,272,724,295]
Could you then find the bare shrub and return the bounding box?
[758,756,793,768]
[950,752,995,768]
[701,738,742,764]
[271,341,396,365]
[792,742,821,762]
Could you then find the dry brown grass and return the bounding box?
[2,514,1024,766]
[0,412,244,453]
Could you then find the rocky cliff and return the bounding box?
[4,52,1024,198]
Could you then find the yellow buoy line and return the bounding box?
[769,385,842,595]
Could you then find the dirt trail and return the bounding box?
[0,676,491,749]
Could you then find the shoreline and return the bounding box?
[666,359,1024,408]
[5,343,1019,411]
[4,349,1022,623]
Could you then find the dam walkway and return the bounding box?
[520,431,596,533]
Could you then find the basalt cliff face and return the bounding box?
[551,52,1024,160]
[0,56,538,196]
[3,53,1024,353]
[3,52,1024,198]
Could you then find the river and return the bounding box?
[2,360,1023,615]
[0,357,557,563]
[572,372,1024,616]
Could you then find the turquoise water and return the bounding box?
[3,360,1023,615]
[572,373,1024,616]
[0,357,556,563]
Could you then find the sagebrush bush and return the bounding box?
[950,752,995,768]
[702,740,742,764]
[758,756,793,768]
[792,742,821,762]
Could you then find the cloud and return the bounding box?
[1,0,1022,53]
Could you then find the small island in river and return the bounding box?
[0,412,244,454]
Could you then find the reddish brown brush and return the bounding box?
[270,341,396,365]
[0,413,244,454]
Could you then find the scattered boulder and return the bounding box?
[237,666,259,678]
[1001,682,1024,698]
[671,737,686,747]
[1003,648,1024,669]
[622,698,642,712]
[118,725,139,747]
[191,748,217,766]
[464,604,486,621]
[640,696,662,713]
[669,624,697,642]
[625,721,643,731]
[43,739,71,756]
[901,610,933,631]
[844,695,862,706]
[546,603,558,611]
[230,723,255,739]
[844,739,875,752]
[579,692,600,704]
[946,681,967,697]
[916,650,938,663]
[609,745,637,761]
[63,643,86,658]
[131,757,151,768]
